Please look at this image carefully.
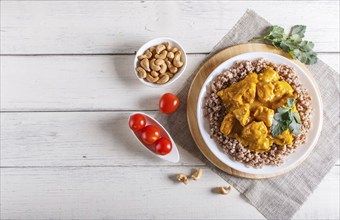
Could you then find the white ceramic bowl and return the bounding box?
[129,112,180,163]
[134,37,187,88]
[197,52,323,176]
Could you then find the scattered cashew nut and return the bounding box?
[140,58,150,72]
[176,173,189,185]
[218,185,232,195]
[135,67,147,78]
[191,168,202,180]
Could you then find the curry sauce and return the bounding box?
[217,67,297,153]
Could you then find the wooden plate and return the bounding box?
[187,43,319,179]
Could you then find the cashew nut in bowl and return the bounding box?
[157,74,170,84]
[218,185,232,195]
[155,59,165,66]
[173,51,184,68]
[165,60,178,74]
[156,44,166,54]
[165,42,171,51]
[159,62,167,74]
[171,47,178,53]
[151,71,159,77]
[146,74,159,83]
[136,67,147,78]
[191,168,202,180]
[155,50,167,59]
[150,59,161,71]
[140,58,151,72]
[167,52,174,59]
[176,173,189,184]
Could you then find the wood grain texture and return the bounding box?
[1,111,338,168]
[0,1,339,54]
[1,54,338,111]
[1,166,339,220]
[0,111,204,167]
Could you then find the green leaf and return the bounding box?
[286,98,296,107]
[290,25,306,38]
[251,25,317,65]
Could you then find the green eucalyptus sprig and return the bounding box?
[251,25,317,65]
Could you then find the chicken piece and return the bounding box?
[217,73,258,108]
[233,104,250,126]
[253,106,274,127]
[220,112,235,136]
[256,82,275,103]
[271,80,295,102]
[258,67,280,82]
[273,129,294,146]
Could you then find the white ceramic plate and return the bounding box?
[129,112,180,163]
[197,52,323,175]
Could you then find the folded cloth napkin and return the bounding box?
[156,9,339,220]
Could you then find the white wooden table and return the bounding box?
[1,1,339,219]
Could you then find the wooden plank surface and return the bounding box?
[1,0,339,219]
[1,1,339,54]
[1,53,338,111]
[1,166,339,220]
[1,111,339,167]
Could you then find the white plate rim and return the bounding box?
[196,52,323,175]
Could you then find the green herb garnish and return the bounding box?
[251,25,317,65]
[271,98,302,137]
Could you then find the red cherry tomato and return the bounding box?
[141,125,160,145]
[154,137,172,155]
[159,93,180,114]
[129,114,146,131]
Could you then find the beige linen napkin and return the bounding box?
[156,10,339,220]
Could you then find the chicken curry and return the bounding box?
[217,67,298,153]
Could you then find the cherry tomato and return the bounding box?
[159,93,180,114]
[129,114,146,131]
[141,125,160,145]
[154,137,172,155]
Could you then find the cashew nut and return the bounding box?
[150,59,161,71]
[165,42,171,51]
[176,173,189,185]
[136,67,147,78]
[167,72,174,78]
[144,50,152,59]
[156,44,166,54]
[155,50,167,59]
[156,74,170,84]
[138,54,147,60]
[166,60,178,73]
[155,59,165,66]
[173,51,184,68]
[171,47,179,53]
[167,52,174,59]
[159,62,167,74]
[151,71,159,77]
[191,168,202,180]
[146,74,159,83]
[140,58,150,72]
[219,186,232,195]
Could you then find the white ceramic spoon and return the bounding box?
[129,112,180,163]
